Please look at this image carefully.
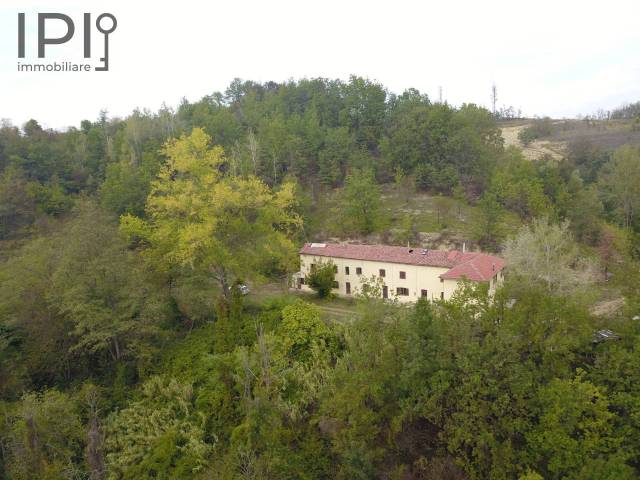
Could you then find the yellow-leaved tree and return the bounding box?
[121,128,302,302]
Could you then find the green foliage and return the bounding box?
[0,201,169,397]
[104,376,211,479]
[306,260,336,298]
[490,148,553,219]
[0,166,35,239]
[276,300,338,363]
[526,373,617,478]
[518,117,553,146]
[332,168,387,235]
[121,128,302,299]
[600,144,640,229]
[472,191,506,251]
[2,389,85,480]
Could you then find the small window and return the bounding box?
[397,287,409,296]
[399,271,406,279]
[440,292,444,300]
[300,278,306,285]
[345,266,350,275]
[356,267,362,275]
[440,278,444,283]
[333,265,338,273]
[346,282,351,294]
[333,281,339,289]
[421,289,428,297]
[379,269,386,278]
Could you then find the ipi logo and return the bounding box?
[17,13,117,72]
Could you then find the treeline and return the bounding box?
[1,77,504,237]
[3,78,640,253]
[610,100,640,120]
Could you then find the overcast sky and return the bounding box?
[1,0,639,130]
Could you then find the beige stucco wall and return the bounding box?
[298,254,461,303]
[296,253,505,302]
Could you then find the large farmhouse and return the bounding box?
[294,243,506,303]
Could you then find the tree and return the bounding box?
[566,173,603,245]
[0,166,35,239]
[526,373,618,478]
[276,300,338,364]
[394,214,419,247]
[104,376,211,479]
[601,145,640,229]
[50,201,166,364]
[332,168,386,235]
[3,389,85,480]
[503,217,596,295]
[472,192,506,251]
[318,127,354,187]
[434,195,452,228]
[490,148,553,219]
[306,260,336,298]
[121,128,302,302]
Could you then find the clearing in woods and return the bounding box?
[500,122,565,160]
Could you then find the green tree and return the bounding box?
[472,191,506,251]
[601,144,640,229]
[276,300,339,364]
[332,168,387,235]
[0,166,36,239]
[104,377,211,479]
[307,260,336,298]
[3,389,85,480]
[526,373,617,479]
[121,128,302,302]
[50,201,167,364]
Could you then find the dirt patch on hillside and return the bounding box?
[501,124,566,161]
[591,297,625,318]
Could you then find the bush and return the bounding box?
[307,260,336,298]
[518,117,553,146]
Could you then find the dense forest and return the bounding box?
[1,76,640,479]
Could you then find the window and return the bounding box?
[333,265,338,273]
[300,278,306,285]
[346,282,351,294]
[440,278,444,283]
[379,269,386,278]
[356,267,362,275]
[421,289,428,298]
[397,287,409,296]
[333,281,339,289]
[399,271,406,279]
[440,292,444,300]
[345,266,350,275]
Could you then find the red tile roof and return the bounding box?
[299,243,505,282]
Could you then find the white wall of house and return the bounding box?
[298,254,466,302]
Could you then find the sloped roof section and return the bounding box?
[299,243,505,281]
[439,253,506,282]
